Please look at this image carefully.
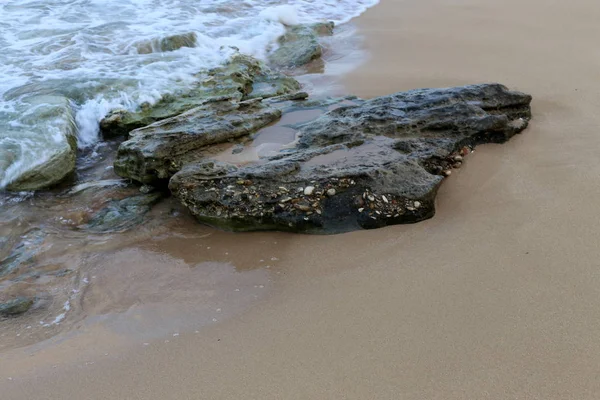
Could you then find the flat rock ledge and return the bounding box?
[113,83,531,234]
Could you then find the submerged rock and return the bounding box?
[100,53,299,137]
[85,192,163,233]
[245,70,301,100]
[268,22,334,68]
[169,84,532,233]
[0,229,45,278]
[114,99,282,184]
[133,32,197,54]
[0,297,34,316]
[1,95,77,191]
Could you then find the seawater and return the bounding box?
[0,0,378,188]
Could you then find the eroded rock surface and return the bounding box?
[167,84,532,233]
[114,99,282,184]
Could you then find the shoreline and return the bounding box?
[5,0,600,398]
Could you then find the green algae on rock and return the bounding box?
[100,53,300,138]
[268,22,334,68]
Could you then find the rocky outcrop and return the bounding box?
[168,84,532,233]
[133,32,198,54]
[0,297,34,317]
[2,95,77,191]
[268,22,334,68]
[114,99,282,184]
[100,53,300,137]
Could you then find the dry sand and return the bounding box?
[4,0,600,398]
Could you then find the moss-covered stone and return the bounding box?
[268,22,334,68]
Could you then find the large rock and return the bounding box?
[268,22,334,68]
[1,95,77,191]
[100,53,299,137]
[169,84,532,233]
[114,99,282,184]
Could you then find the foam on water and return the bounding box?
[0,0,379,189]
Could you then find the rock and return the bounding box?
[1,95,77,191]
[327,188,336,196]
[169,84,532,233]
[0,297,34,316]
[100,53,299,137]
[84,193,162,233]
[231,144,244,154]
[133,32,197,54]
[304,186,315,195]
[268,22,334,68]
[114,99,282,184]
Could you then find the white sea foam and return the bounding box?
[0,0,379,188]
[42,300,71,327]
[260,5,300,26]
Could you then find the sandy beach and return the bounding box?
[4,0,600,398]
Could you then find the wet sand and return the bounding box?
[5,0,600,398]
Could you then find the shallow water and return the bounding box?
[0,84,360,352]
[0,203,286,352]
